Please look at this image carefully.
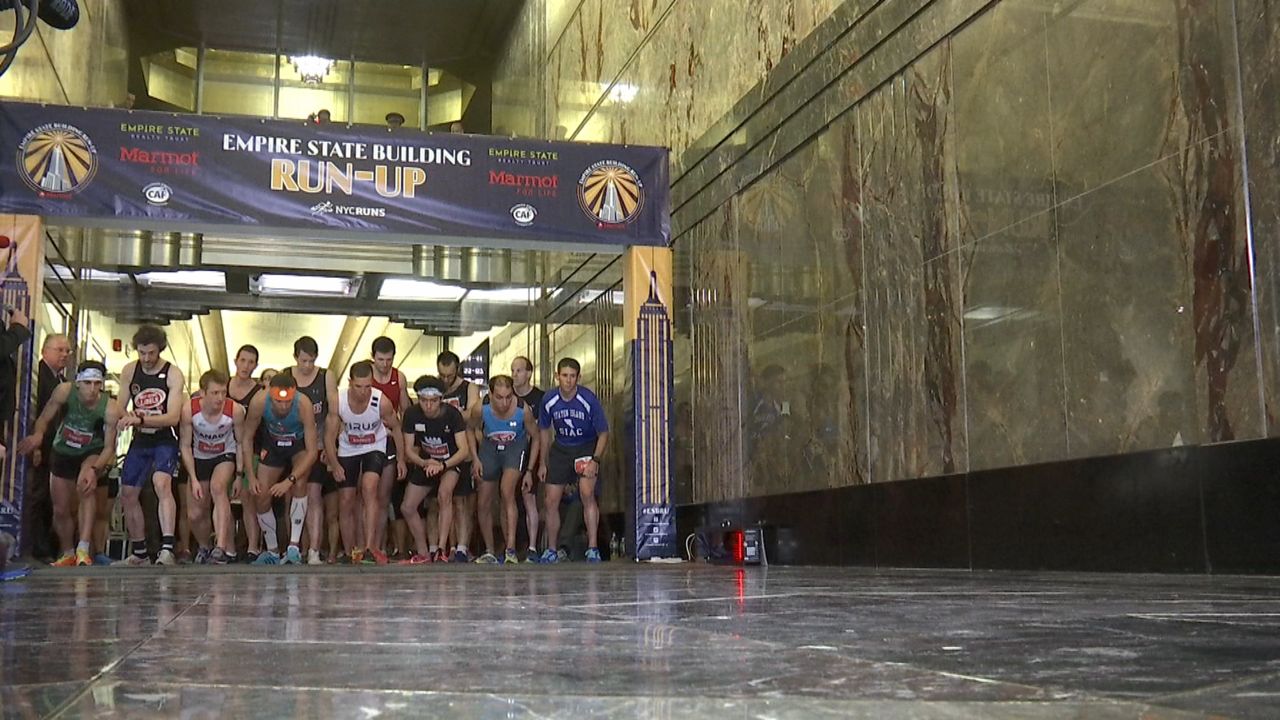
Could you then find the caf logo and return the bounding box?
[578,160,643,226]
[17,122,98,197]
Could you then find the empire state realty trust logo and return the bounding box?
[17,123,99,197]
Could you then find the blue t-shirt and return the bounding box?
[482,402,527,445]
[539,386,608,448]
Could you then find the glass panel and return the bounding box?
[351,61,422,128]
[200,49,277,117]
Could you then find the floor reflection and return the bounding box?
[3,566,1278,718]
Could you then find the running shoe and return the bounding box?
[452,548,471,564]
[401,553,431,565]
[307,549,323,566]
[556,548,569,563]
[283,546,303,565]
[503,549,519,565]
[585,547,602,563]
[524,549,540,564]
[252,551,281,565]
[93,554,113,566]
[75,549,92,566]
[539,548,559,564]
[194,547,212,565]
[432,549,449,563]
[176,549,192,565]
[113,554,148,567]
[244,551,260,564]
[51,552,77,567]
[368,549,389,565]
[475,552,499,564]
[210,548,229,565]
[155,549,177,566]
[351,548,366,564]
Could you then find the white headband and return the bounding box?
[75,368,104,383]
[417,387,443,399]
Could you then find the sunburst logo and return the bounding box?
[17,122,98,197]
[578,160,643,226]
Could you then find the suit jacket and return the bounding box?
[0,322,31,437]
[36,359,66,466]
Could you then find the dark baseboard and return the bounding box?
[653,439,1280,573]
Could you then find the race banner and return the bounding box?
[0,102,670,248]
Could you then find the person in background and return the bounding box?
[385,112,405,129]
[0,306,31,452]
[26,333,70,560]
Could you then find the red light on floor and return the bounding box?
[726,530,745,564]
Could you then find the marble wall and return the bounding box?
[0,0,129,107]
[497,0,1279,506]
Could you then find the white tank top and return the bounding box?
[338,387,387,457]
[191,397,238,460]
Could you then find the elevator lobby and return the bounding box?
[2,0,1280,718]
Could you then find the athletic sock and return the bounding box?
[131,539,147,558]
[256,512,279,553]
[161,535,175,552]
[428,544,438,554]
[456,544,468,555]
[76,541,90,553]
[289,497,308,544]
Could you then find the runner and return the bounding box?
[178,369,248,565]
[17,361,120,566]
[369,337,410,559]
[511,356,545,562]
[401,376,469,564]
[437,350,479,562]
[325,360,405,565]
[227,345,262,563]
[284,336,340,565]
[114,326,187,566]
[538,358,609,563]
[242,373,319,565]
[471,375,539,564]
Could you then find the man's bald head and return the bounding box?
[41,334,71,371]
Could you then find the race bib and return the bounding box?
[488,431,518,444]
[61,426,92,449]
[197,440,226,454]
[574,456,595,475]
[424,441,449,459]
[350,432,376,446]
[271,433,294,447]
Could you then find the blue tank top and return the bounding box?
[264,396,305,446]
[481,403,526,446]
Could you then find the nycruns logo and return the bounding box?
[17,122,98,197]
[310,200,386,218]
[578,160,643,227]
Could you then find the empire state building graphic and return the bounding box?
[633,271,674,558]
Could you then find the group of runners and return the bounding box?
[22,326,611,567]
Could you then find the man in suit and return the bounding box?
[25,333,70,560]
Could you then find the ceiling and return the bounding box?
[125,0,526,82]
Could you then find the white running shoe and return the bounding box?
[113,554,148,567]
[155,549,177,566]
[307,549,323,566]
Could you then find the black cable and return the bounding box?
[0,0,40,78]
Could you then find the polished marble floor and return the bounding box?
[2,564,1278,718]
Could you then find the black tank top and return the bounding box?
[442,378,472,413]
[130,361,177,445]
[291,367,329,425]
[230,380,261,409]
